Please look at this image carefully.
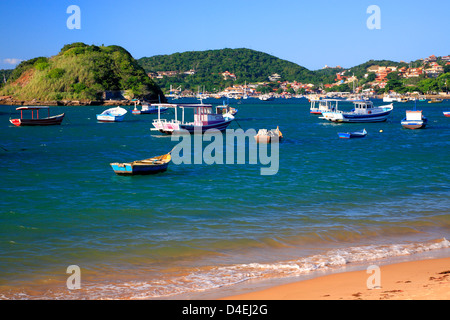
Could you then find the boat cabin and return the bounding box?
[352,101,375,113]
[405,110,423,121]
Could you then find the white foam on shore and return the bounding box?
[2,238,449,300]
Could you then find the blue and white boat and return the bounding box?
[401,110,427,129]
[96,107,127,122]
[338,128,367,139]
[322,101,393,123]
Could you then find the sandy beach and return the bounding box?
[222,257,450,300]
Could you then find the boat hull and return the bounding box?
[337,130,367,139]
[443,112,450,117]
[154,119,233,135]
[9,113,65,126]
[96,114,126,122]
[110,154,171,175]
[323,109,392,123]
[401,118,427,129]
[97,107,127,122]
[110,162,169,175]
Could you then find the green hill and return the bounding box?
[1,43,165,102]
[138,48,317,92]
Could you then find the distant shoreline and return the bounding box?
[0,94,449,106]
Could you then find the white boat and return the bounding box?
[401,110,427,129]
[383,94,402,102]
[132,100,168,115]
[310,99,339,115]
[96,107,128,122]
[322,100,393,123]
[259,94,274,101]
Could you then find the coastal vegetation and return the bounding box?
[138,49,450,96]
[138,48,317,92]
[0,43,164,102]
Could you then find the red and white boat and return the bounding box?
[9,106,65,126]
[443,111,450,117]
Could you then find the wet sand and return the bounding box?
[221,257,450,300]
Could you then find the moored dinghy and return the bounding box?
[337,128,367,139]
[110,151,172,175]
[254,126,283,143]
[443,111,450,117]
[96,106,127,122]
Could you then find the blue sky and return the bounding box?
[1,0,449,70]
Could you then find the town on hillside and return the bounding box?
[148,54,450,101]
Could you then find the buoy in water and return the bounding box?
[379,130,383,133]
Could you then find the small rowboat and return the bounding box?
[443,111,450,117]
[97,107,127,122]
[254,126,283,143]
[337,128,367,139]
[9,106,65,126]
[110,152,171,175]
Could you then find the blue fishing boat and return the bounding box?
[322,101,393,123]
[110,152,171,175]
[338,128,367,139]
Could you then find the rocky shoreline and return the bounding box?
[0,96,139,106]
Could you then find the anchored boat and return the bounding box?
[151,103,234,134]
[401,110,427,129]
[322,100,393,123]
[9,106,65,126]
[132,100,168,115]
[110,152,171,175]
[254,126,283,143]
[337,128,367,139]
[309,99,339,115]
[96,107,127,122]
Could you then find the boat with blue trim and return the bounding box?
[322,100,393,123]
[96,107,127,122]
[337,128,367,139]
[401,110,427,129]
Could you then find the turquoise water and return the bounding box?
[0,98,449,299]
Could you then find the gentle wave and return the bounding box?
[1,238,448,300]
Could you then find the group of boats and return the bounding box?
[7,96,449,175]
[309,97,447,131]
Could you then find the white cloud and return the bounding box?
[3,58,23,65]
